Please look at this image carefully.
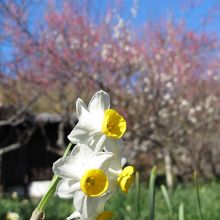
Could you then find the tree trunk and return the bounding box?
[164,148,173,192]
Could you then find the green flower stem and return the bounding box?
[35,142,73,212]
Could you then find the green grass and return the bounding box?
[0,196,72,220]
[1,182,220,220]
[107,181,220,220]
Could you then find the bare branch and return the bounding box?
[0,94,39,126]
[0,143,21,155]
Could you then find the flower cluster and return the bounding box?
[53,91,135,220]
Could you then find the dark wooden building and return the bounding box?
[0,105,76,196]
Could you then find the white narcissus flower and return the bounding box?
[53,144,115,218]
[67,90,126,156]
[52,91,134,220]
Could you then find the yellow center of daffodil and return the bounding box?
[80,169,108,197]
[96,211,113,220]
[117,166,135,193]
[101,109,126,139]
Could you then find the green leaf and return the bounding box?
[161,184,173,216]
[135,171,141,220]
[149,166,157,220]
[193,171,203,220]
[178,203,185,220]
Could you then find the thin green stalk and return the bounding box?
[37,175,60,211]
[194,171,203,220]
[135,171,141,220]
[149,166,157,220]
[178,203,185,220]
[161,184,173,217]
[36,142,73,211]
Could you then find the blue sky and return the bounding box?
[88,0,220,31]
[123,0,220,33]
[4,0,220,31]
[1,0,220,63]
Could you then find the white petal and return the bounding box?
[70,144,93,164]
[82,194,111,220]
[104,139,124,171]
[87,151,114,171]
[95,193,111,213]
[56,179,80,199]
[66,211,80,220]
[68,119,101,145]
[104,138,124,156]
[70,144,100,171]
[73,191,100,218]
[88,90,110,114]
[85,197,100,218]
[73,190,85,213]
[76,98,89,119]
[88,134,106,152]
[68,122,92,145]
[53,156,82,179]
[69,143,81,156]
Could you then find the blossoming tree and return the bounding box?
[1,0,220,188]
